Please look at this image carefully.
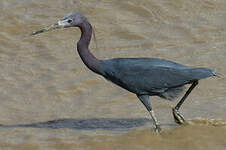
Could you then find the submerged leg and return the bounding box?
[137,94,161,133]
[173,81,198,124]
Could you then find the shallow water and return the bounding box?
[0,0,226,149]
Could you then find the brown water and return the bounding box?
[0,0,226,149]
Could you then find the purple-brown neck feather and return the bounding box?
[77,20,102,75]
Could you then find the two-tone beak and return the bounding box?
[31,19,69,36]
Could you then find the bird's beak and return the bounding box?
[31,20,68,36]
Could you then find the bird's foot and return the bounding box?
[172,108,186,125]
[154,124,162,134]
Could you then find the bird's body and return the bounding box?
[32,12,216,133]
[101,58,215,99]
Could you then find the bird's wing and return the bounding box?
[101,58,215,93]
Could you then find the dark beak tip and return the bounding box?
[30,32,36,36]
[30,29,45,36]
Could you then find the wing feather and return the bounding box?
[101,58,215,95]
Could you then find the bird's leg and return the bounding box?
[137,95,161,133]
[173,81,198,124]
[149,110,161,133]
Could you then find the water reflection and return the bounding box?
[0,118,150,130]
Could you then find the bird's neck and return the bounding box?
[77,21,102,75]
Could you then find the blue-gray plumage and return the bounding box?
[101,58,215,99]
[32,12,216,133]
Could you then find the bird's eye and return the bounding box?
[67,19,72,23]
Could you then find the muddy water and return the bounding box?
[0,0,226,149]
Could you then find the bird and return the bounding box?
[31,12,217,133]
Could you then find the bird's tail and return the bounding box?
[186,68,217,80]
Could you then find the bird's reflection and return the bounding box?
[0,118,150,130]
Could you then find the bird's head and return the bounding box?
[31,12,87,35]
[59,12,87,28]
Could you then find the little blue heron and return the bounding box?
[32,12,216,133]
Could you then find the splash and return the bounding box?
[186,118,226,126]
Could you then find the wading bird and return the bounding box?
[32,12,216,133]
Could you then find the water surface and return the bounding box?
[0,0,226,149]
